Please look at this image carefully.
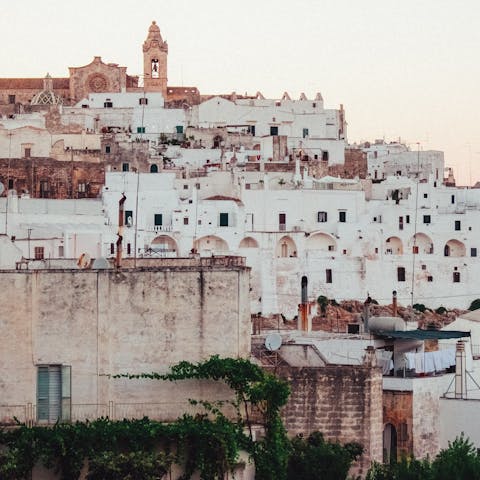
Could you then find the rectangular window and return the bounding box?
[317,211,328,222]
[427,276,433,282]
[471,248,477,257]
[175,125,184,134]
[423,193,428,198]
[279,213,286,231]
[104,101,113,108]
[154,214,163,226]
[125,210,133,226]
[270,126,278,136]
[34,246,44,260]
[412,245,419,254]
[8,94,15,104]
[397,267,406,282]
[40,181,49,198]
[24,147,31,158]
[423,215,431,224]
[399,216,404,230]
[37,365,71,423]
[348,324,360,334]
[455,220,461,231]
[78,183,86,193]
[183,217,189,225]
[58,245,64,257]
[8,179,14,189]
[302,128,309,138]
[453,271,461,283]
[406,215,410,224]
[219,212,229,227]
[322,151,329,162]
[326,269,332,283]
[122,163,129,172]
[339,211,346,223]
[127,243,131,255]
[136,127,146,133]
[451,195,455,204]
[110,243,115,255]
[105,145,111,154]
[139,97,148,105]
[248,125,256,136]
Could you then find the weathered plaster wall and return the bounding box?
[0,263,251,422]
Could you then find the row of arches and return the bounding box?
[386,234,467,257]
[148,233,470,259]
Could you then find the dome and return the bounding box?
[31,89,64,105]
[31,73,64,105]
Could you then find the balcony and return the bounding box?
[151,224,173,233]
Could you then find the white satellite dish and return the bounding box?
[77,253,91,269]
[0,182,4,196]
[92,257,110,269]
[265,333,282,351]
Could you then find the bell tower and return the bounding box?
[143,21,168,97]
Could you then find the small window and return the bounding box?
[427,275,433,282]
[219,212,229,227]
[125,210,133,226]
[110,243,115,255]
[34,246,44,260]
[8,179,14,189]
[326,269,332,283]
[471,248,477,257]
[139,97,148,105]
[37,365,71,423]
[24,148,31,158]
[183,217,189,225]
[451,195,455,204]
[175,125,184,134]
[150,164,158,173]
[322,151,329,162]
[154,214,163,226]
[195,183,200,190]
[397,267,406,282]
[455,220,461,231]
[104,101,113,108]
[406,215,410,224]
[8,94,15,104]
[413,246,419,254]
[136,127,145,133]
[122,163,129,172]
[317,211,328,222]
[328,245,335,251]
[348,324,360,334]
[421,264,426,270]
[183,184,188,190]
[78,182,86,193]
[270,126,278,136]
[127,243,131,255]
[312,102,317,108]
[40,181,49,198]
[423,193,428,199]
[105,145,111,154]
[423,215,431,224]
[302,128,309,138]
[453,271,461,283]
[339,211,346,223]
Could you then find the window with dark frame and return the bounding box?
[326,269,332,283]
[317,211,328,222]
[397,267,406,282]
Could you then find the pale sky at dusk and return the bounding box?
[1,0,479,184]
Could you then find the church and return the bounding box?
[0,21,200,115]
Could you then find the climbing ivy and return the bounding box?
[0,356,291,480]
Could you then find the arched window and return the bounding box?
[150,164,158,173]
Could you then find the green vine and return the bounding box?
[0,356,291,480]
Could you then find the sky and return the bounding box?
[1,0,479,184]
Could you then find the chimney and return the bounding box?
[392,290,398,317]
[455,340,467,399]
[116,193,126,268]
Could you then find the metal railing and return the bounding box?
[0,401,238,426]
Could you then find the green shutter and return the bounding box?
[48,366,62,423]
[61,366,72,422]
[37,367,50,421]
[154,214,163,226]
[219,213,229,227]
[175,125,184,134]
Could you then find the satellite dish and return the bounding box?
[265,333,282,351]
[92,257,110,269]
[0,182,4,196]
[77,253,91,269]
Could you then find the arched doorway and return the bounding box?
[193,235,229,256]
[444,239,466,257]
[150,164,158,173]
[150,235,178,257]
[383,423,397,464]
[275,236,297,258]
[385,236,403,255]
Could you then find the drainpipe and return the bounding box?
[116,193,126,268]
[455,340,467,399]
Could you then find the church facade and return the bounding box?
[0,21,199,115]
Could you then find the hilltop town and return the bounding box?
[1,21,480,479]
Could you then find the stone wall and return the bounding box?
[0,261,251,424]
[277,364,383,477]
[0,157,104,199]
